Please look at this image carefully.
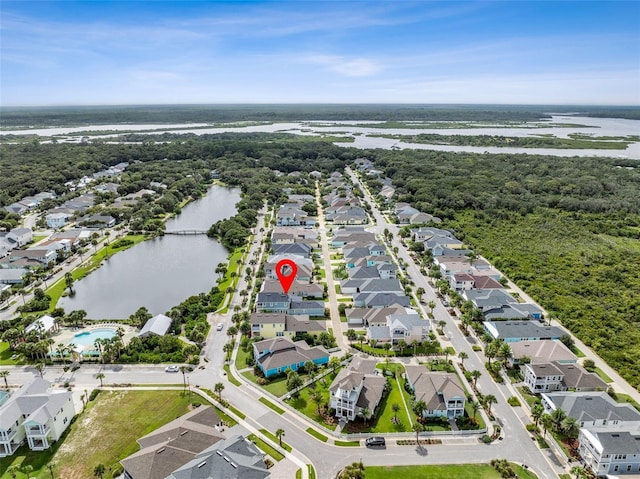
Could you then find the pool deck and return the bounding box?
[52,323,137,353]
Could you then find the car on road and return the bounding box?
[365,437,386,447]
[165,365,180,373]
[216,323,224,331]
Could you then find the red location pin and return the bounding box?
[275,259,298,294]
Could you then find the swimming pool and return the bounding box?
[71,328,117,346]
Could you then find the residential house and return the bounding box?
[46,212,73,229]
[578,426,640,476]
[272,242,312,258]
[414,227,456,242]
[524,362,607,393]
[508,340,577,367]
[252,337,329,378]
[483,321,564,343]
[331,230,376,247]
[166,435,270,479]
[464,289,543,320]
[0,379,75,456]
[264,256,313,282]
[541,392,640,428]
[120,406,225,479]
[255,293,290,313]
[261,279,324,299]
[340,278,403,296]
[7,228,32,248]
[0,268,27,285]
[138,314,173,337]
[7,248,56,266]
[4,202,29,215]
[327,206,368,225]
[404,367,466,419]
[250,313,326,339]
[354,292,411,308]
[329,357,387,422]
[78,214,116,228]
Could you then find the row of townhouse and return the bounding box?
[4,191,56,215]
[541,391,640,476]
[0,379,75,457]
[323,173,368,225]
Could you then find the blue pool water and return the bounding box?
[71,328,117,346]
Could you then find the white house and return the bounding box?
[138,314,173,337]
[25,315,59,337]
[7,228,33,248]
[329,357,386,422]
[46,212,72,229]
[0,379,75,456]
[578,426,640,476]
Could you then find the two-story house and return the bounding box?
[329,357,387,422]
[578,426,640,476]
[7,228,33,248]
[404,367,466,419]
[541,391,640,428]
[524,362,607,393]
[250,312,326,339]
[0,379,75,457]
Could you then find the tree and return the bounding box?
[275,428,285,447]
[361,407,372,425]
[35,362,45,378]
[498,342,512,364]
[214,382,225,401]
[570,466,585,479]
[483,394,497,416]
[551,407,567,432]
[412,422,424,445]
[469,400,480,419]
[286,370,303,396]
[179,365,191,391]
[428,300,436,314]
[583,359,596,371]
[560,334,575,351]
[540,413,553,438]
[531,403,544,426]
[562,416,580,439]
[346,329,357,343]
[396,339,407,353]
[310,389,323,415]
[458,351,468,367]
[443,346,455,363]
[471,369,482,388]
[383,342,392,357]
[391,403,400,423]
[412,399,426,418]
[0,370,9,389]
[411,339,420,356]
[223,342,233,361]
[328,356,341,371]
[484,342,498,365]
[96,373,105,388]
[93,464,106,479]
[339,461,365,479]
[64,272,75,294]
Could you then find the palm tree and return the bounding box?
[383,343,392,358]
[471,370,482,389]
[484,342,498,365]
[428,300,436,314]
[469,400,480,420]
[483,394,497,416]
[339,462,365,479]
[310,390,323,415]
[275,428,285,447]
[412,422,424,445]
[498,342,512,364]
[64,272,74,294]
[396,339,407,354]
[35,362,45,378]
[179,365,190,391]
[562,415,580,439]
[214,382,224,401]
[540,413,553,438]
[96,373,105,388]
[551,407,567,432]
[570,466,585,479]
[93,464,106,479]
[412,399,426,418]
[361,407,372,426]
[411,339,419,356]
[531,403,544,427]
[223,342,233,361]
[0,370,9,389]
[392,403,400,423]
[458,351,468,367]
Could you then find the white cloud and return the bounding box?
[307,55,381,77]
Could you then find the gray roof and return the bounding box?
[544,392,640,423]
[553,362,608,390]
[484,321,564,341]
[284,316,326,333]
[167,435,269,479]
[466,289,517,310]
[254,337,329,371]
[355,292,411,308]
[0,268,27,281]
[509,340,577,363]
[358,278,403,293]
[250,313,287,325]
[121,407,224,479]
[138,314,172,337]
[404,367,465,411]
[585,427,640,455]
[256,292,290,304]
[367,326,391,340]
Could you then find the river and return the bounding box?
[58,185,241,319]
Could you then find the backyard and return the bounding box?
[0,390,209,479]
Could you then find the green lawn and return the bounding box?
[335,440,360,447]
[259,397,285,414]
[286,370,340,430]
[223,364,242,386]
[365,464,537,479]
[305,427,328,442]
[247,434,284,461]
[615,393,640,412]
[259,429,292,452]
[0,390,205,479]
[235,344,252,369]
[242,371,302,397]
[517,386,541,409]
[595,367,614,383]
[0,341,24,365]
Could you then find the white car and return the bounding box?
[216,323,224,331]
[165,365,180,373]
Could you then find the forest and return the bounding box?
[363,148,640,389]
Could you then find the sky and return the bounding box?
[1,1,639,106]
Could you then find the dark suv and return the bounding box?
[365,436,385,447]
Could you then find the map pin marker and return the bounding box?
[275,259,298,294]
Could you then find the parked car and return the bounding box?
[216,323,224,331]
[365,437,386,447]
[165,365,180,373]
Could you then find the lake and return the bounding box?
[59,185,241,319]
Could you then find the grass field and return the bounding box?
[0,341,24,366]
[364,464,537,479]
[0,390,204,479]
[247,434,284,461]
[286,370,340,430]
[259,429,292,452]
[259,397,285,414]
[595,367,614,383]
[305,427,328,442]
[235,344,252,369]
[242,371,302,397]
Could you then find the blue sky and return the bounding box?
[1,1,639,106]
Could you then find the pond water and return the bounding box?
[59,185,241,319]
